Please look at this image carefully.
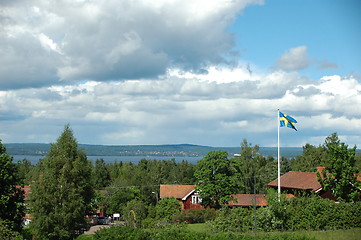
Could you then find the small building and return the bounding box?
[267,167,337,200]
[159,184,203,210]
[160,184,268,209]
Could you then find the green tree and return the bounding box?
[318,133,361,202]
[290,143,328,172]
[156,197,181,220]
[0,140,25,232]
[0,220,24,240]
[194,151,243,209]
[30,125,94,240]
[122,199,147,227]
[235,139,279,194]
[93,158,111,189]
[106,186,141,215]
[16,158,36,185]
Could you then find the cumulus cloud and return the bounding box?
[0,0,263,89]
[2,61,361,146]
[276,46,311,71]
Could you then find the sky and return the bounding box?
[0,0,361,148]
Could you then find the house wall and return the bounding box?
[182,193,204,210]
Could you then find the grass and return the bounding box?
[186,224,361,240]
[186,223,208,233]
[303,228,361,240]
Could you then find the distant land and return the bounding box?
[4,143,304,159]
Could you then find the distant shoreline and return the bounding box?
[5,143,304,159]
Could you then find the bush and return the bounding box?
[209,207,252,233]
[256,207,282,232]
[208,193,361,233]
[87,225,318,240]
[173,208,217,223]
[155,197,181,220]
[94,226,148,240]
[0,220,24,240]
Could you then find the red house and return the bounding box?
[267,167,337,200]
[160,185,203,210]
[160,184,268,209]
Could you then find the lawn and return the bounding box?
[187,224,361,240]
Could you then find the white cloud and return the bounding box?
[276,46,310,71]
[1,60,359,146]
[0,0,262,89]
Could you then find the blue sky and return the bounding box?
[0,0,360,148]
[232,0,361,79]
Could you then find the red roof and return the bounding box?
[267,171,322,191]
[228,194,267,207]
[160,184,196,200]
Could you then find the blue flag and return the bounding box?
[279,112,297,131]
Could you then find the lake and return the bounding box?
[12,155,203,165]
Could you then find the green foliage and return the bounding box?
[76,234,94,240]
[0,220,24,240]
[209,206,252,233]
[235,140,283,194]
[290,143,327,172]
[256,207,282,232]
[195,151,243,209]
[93,159,111,189]
[355,153,361,171]
[173,208,217,223]
[104,159,196,209]
[0,140,25,232]
[318,133,361,202]
[209,187,361,233]
[155,197,181,220]
[30,125,94,240]
[16,158,36,186]
[123,200,147,227]
[88,224,319,240]
[106,186,141,214]
[94,226,147,240]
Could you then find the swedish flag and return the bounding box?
[279,112,297,131]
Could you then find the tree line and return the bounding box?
[1,125,361,239]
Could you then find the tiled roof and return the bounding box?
[267,171,322,191]
[228,194,267,207]
[160,184,196,199]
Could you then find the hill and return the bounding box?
[4,143,304,159]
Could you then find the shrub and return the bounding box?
[209,207,252,233]
[94,226,148,240]
[155,197,181,220]
[0,220,24,240]
[173,208,217,223]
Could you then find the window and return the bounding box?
[191,195,202,204]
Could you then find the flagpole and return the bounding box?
[277,109,281,201]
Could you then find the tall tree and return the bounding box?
[318,133,361,202]
[0,140,25,231]
[16,158,36,185]
[195,151,243,209]
[290,143,327,172]
[93,158,111,189]
[31,125,94,240]
[235,139,279,194]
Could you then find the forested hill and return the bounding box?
[4,143,304,158]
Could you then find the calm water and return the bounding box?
[12,155,203,165]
